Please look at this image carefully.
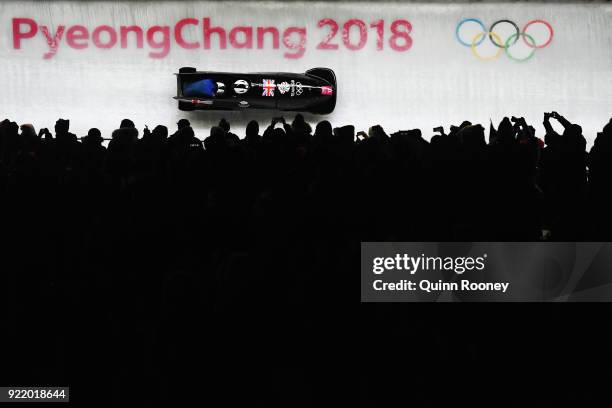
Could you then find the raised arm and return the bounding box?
[543,112,560,138]
[551,111,573,130]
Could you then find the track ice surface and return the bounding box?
[1,1,612,145]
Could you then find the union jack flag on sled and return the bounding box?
[262,79,276,97]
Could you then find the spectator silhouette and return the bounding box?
[168,119,203,152]
[55,118,77,145]
[107,119,138,184]
[541,112,587,239]
[219,118,240,146]
[81,128,106,177]
[244,120,260,144]
[588,118,612,239]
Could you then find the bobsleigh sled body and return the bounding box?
[174,67,336,114]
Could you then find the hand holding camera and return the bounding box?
[433,126,446,136]
[38,127,51,138]
[356,131,368,140]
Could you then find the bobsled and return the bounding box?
[174,67,336,114]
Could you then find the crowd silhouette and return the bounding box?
[2,112,612,406]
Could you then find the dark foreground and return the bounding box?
[2,113,611,406]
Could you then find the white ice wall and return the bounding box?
[1,1,611,143]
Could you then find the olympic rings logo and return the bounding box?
[456,19,554,61]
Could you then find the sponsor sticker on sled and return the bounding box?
[278,81,291,94]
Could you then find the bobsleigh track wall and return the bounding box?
[1,1,612,143]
